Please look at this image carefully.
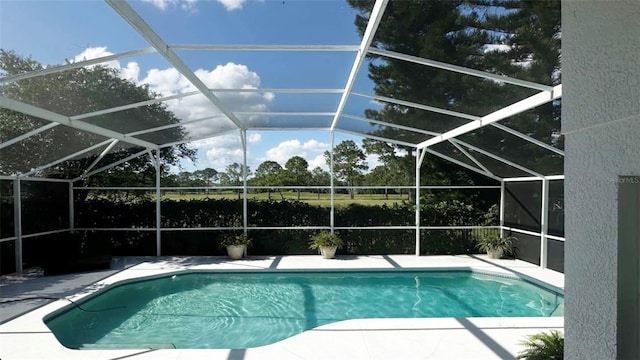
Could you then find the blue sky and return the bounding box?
[0,0,385,174]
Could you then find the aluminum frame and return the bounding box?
[0,0,566,272]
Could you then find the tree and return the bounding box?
[347,0,562,181]
[253,160,284,199]
[194,168,219,186]
[324,140,368,199]
[310,166,330,200]
[0,49,195,189]
[362,138,413,200]
[283,156,311,200]
[220,162,251,199]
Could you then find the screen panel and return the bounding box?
[0,123,109,176]
[504,181,542,232]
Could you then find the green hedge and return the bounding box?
[72,198,491,256]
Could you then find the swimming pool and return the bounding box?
[45,270,563,349]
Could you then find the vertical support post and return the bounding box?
[540,178,549,269]
[241,130,248,256]
[13,179,22,272]
[241,130,248,232]
[68,182,74,230]
[499,180,505,238]
[155,150,161,257]
[330,131,335,233]
[415,148,421,256]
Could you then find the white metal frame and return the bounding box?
[330,0,389,131]
[0,0,566,272]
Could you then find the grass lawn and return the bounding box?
[162,190,411,207]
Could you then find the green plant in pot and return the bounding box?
[220,232,252,260]
[309,231,343,259]
[476,232,515,259]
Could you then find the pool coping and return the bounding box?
[0,255,564,360]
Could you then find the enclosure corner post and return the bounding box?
[241,130,248,256]
[155,149,161,257]
[69,181,74,230]
[330,130,335,234]
[499,180,505,237]
[415,147,422,256]
[540,178,549,269]
[13,179,22,273]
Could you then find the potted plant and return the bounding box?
[309,231,343,259]
[220,232,252,260]
[476,232,515,259]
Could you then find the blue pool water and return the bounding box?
[45,271,563,349]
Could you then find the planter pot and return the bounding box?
[319,246,337,259]
[487,248,504,259]
[226,245,246,260]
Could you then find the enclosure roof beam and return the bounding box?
[0,175,71,183]
[126,115,227,137]
[83,139,119,175]
[234,111,335,117]
[367,47,554,92]
[70,88,343,121]
[490,122,565,156]
[0,47,156,85]
[171,44,360,51]
[158,129,241,149]
[73,148,149,182]
[106,0,246,130]
[335,129,416,148]
[423,148,502,182]
[342,113,441,136]
[0,122,59,150]
[0,95,158,150]
[449,140,495,176]
[417,85,562,150]
[249,127,330,131]
[70,90,200,120]
[351,92,481,122]
[19,139,112,178]
[210,88,344,94]
[330,0,389,131]
[451,139,545,178]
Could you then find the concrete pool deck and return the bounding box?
[0,255,564,359]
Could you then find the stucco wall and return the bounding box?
[562,1,640,359]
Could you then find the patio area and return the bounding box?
[0,255,563,360]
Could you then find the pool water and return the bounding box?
[45,271,563,349]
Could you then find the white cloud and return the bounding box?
[139,62,274,138]
[247,133,262,144]
[73,47,142,84]
[302,139,330,152]
[140,0,198,12]
[262,139,330,169]
[365,153,382,170]
[73,47,274,171]
[217,0,246,11]
[308,154,328,171]
[191,135,244,170]
[74,47,117,68]
[264,139,305,165]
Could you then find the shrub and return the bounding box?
[516,331,564,360]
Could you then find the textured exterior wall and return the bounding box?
[562,1,640,359]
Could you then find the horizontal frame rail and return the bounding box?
[69,226,500,232]
[73,185,501,190]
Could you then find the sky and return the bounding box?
[0,0,388,174]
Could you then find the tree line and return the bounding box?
[162,139,403,200]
